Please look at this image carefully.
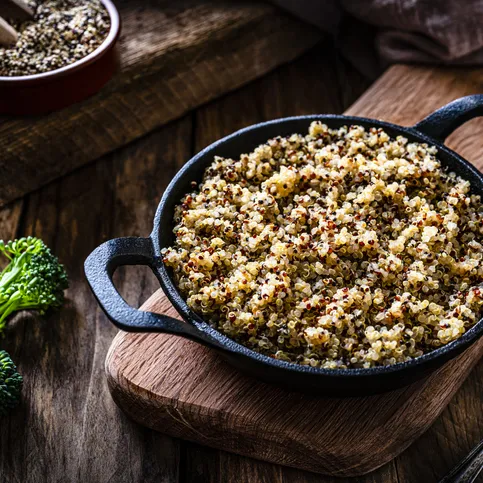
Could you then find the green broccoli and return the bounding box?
[0,350,22,416]
[0,237,69,332]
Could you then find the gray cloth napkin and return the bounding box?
[271,0,483,78]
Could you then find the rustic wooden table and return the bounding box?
[0,42,482,483]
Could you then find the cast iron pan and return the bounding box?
[85,95,483,397]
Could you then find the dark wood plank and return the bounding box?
[182,441,400,483]
[0,200,22,241]
[394,362,483,483]
[0,115,193,482]
[194,42,358,144]
[0,0,321,207]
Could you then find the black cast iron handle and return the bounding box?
[84,236,223,349]
[414,94,483,142]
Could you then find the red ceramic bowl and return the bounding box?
[0,0,121,115]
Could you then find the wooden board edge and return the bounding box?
[105,323,483,477]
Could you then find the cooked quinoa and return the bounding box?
[162,122,483,369]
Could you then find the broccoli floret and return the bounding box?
[0,350,22,416]
[0,237,69,332]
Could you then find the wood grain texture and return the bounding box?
[0,200,22,241]
[181,441,399,483]
[0,0,321,207]
[0,115,192,482]
[105,62,483,478]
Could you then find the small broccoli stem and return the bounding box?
[0,264,22,289]
[15,304,49,316]
[0,244,13,261]
[0,251,29,289]
[16,296,52,310]
[0,296,17,313]
[0,292,22,329]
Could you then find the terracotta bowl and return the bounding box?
[0,0,121,115]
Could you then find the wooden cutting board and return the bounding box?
[106,64,483,477]
[0,0,320,206]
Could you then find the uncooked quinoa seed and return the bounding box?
[163,123,483,369]
[0,0,110,77]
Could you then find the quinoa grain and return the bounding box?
[163,123,483,369]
